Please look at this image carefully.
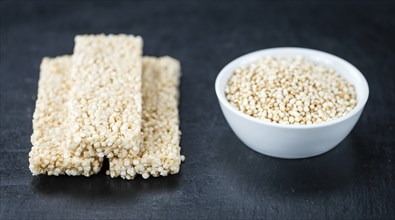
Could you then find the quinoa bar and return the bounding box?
[108,56,184,179]
[66,34,143,162]
[29,56,103,176]
[30,55,183,179]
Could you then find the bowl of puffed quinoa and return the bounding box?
[215,48,369,158]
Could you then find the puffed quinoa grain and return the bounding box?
[225,56,357,125]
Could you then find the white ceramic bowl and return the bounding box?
[215,47,369,159]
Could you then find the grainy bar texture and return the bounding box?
[140,56,184,177]
[108,56,184,179]
[67,34,143,176]
[30,54,183,179]
[225,56,357,125]
[29,56,103,176]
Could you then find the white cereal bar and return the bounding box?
[29,56,102,176]
[108,56,184,179]
[67,34,143,167]
[29,37,184,179]
[29,56,184,179]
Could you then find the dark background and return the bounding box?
[1,1,394,219]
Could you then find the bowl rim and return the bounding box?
[215,47,369,129]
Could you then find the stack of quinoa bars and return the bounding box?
[29,34,184,179]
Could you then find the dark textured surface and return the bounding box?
[1,1,395,219]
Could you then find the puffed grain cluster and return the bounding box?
[29,56,102,176]
[108,57,184,179]
[29,34,184,179]
[67,35,143,166]
[225,56,357,125]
